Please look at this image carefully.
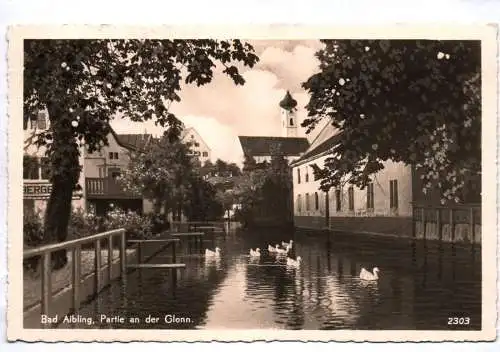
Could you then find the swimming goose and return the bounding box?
[286,256,302,268]
[205,247,221,257]
[249,248,261,257]
[360,267,380,281]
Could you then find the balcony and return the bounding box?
[85,178,141,199]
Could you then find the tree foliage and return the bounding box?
[24,39,259,268]
[119,135,196,215]
[235,146,293,227]
[182,176,224,221]
[302,40,481,203]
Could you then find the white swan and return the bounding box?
[205,247,221,257]
[281,240,293,249]
[268,244,280,253]
[360,267,380,281]
[286,256,302,268]
[249,248,261,257]
[275,245,289,255]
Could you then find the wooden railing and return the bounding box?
[85,177,140,199]
[23,228,127,327]
[412,203,481,244]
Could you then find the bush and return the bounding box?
[23,208,44,272]
[103,208,154,240]
[23,209,45,248]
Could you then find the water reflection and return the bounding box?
[67,227,481,330]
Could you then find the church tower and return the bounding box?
[279,91,298,138]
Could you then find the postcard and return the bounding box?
[6,24,498,342]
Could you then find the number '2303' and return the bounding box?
[448,317,470,325]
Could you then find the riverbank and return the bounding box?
[23,248,138,328]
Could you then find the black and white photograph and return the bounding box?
[6,25,498,342]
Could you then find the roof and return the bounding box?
[116,133,152,151]
[180,127,211,151]
[290,132,343,167]
[238,136,309,157]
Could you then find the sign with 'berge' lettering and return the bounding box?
[23,182,83,199]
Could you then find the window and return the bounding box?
[194,142,200,147]
[202,151,208,157]
[297,169,301,184]
[305,193,310,211]
[40,157,51,180]
[109,152,119,160]
[23,155,39,180]
[110,168,121,179]
[305,167,309,182]
[297,194,302,213]
[366,182,374,210]
[190,134,194,139]
[289,118,294,126]
[348,186,354,211]
[390,180,399,209]
[335,189,341,212]
[314,192,319,210]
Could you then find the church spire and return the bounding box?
[280,90,298,138]
[279,90,297,111]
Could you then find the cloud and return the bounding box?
[110,40,324,165]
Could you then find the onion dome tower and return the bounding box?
[279,91,298,138]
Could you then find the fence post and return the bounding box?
[72,246,81,312]
[412,205,418,238]
[469,207,475,246]
[41,252,52,326]
[120,230,126,279]
[436,208,442,242]
[94,239,101,294]
[137,242,143,264]
[450,209,455,243]
[422,207,426,240]
[107,235,113,281]
[172,242,176,264]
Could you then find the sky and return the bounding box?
[110,40,326,166]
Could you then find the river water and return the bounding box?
[68,226,481,330]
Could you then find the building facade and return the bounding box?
[84,130,153,215]
[291,122,413,237]
[23,111,86,217]
[23,108,158,219]
[180,127,211,164]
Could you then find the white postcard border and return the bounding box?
[6,24,499,342]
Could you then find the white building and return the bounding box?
[180,127,211,164]
[84,129,154,215]
[23,111,86,217]
[290,122,414,236]
[238,91,309,164]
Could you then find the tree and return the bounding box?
[242,154,258,173]
[25,39,259,268]
[234,145,293,227]
[200,160,215,178]
[302,40,481,204]
[120,135,196,218]
[182,177,224,221]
